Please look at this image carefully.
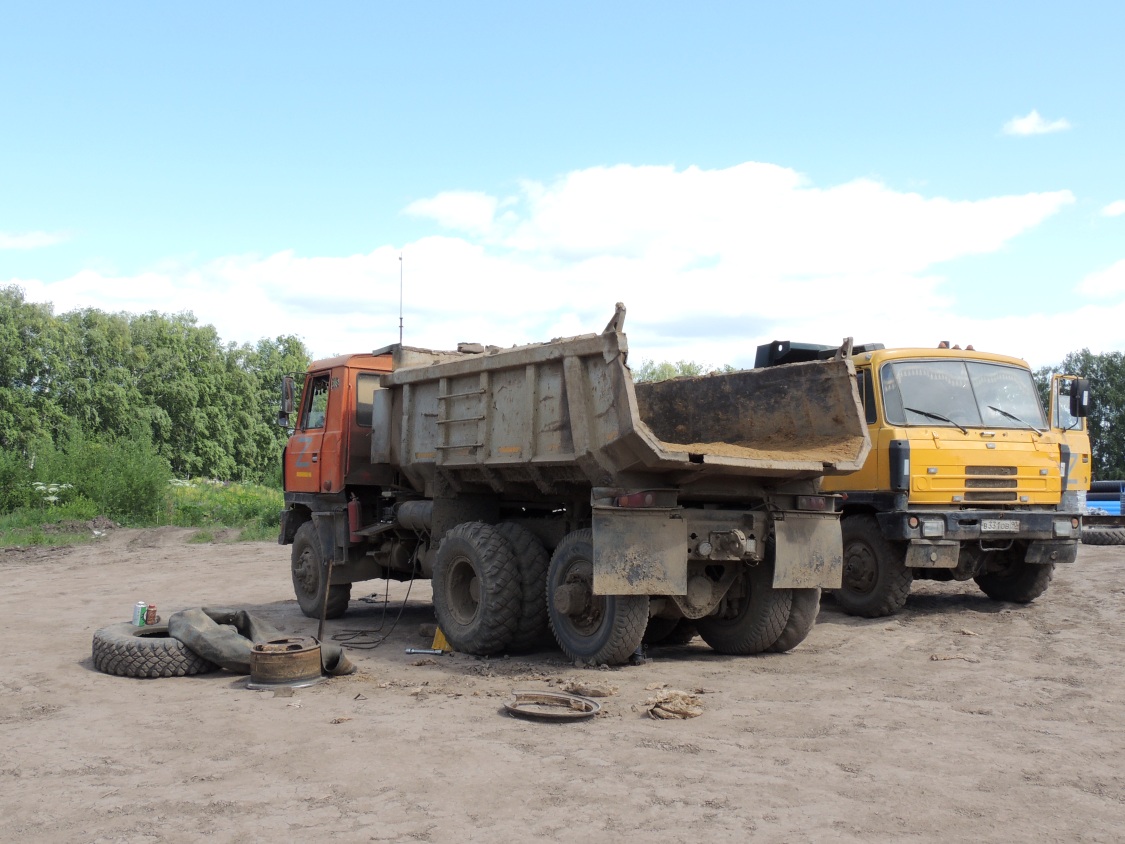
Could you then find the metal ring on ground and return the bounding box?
[504,689,601,721]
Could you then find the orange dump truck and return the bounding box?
[278,306,870,664]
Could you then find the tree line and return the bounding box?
[0,284,309,486]
[3,283,1122,490]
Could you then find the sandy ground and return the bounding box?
[2,527,1124,843]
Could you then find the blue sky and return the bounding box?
[2,2,1123,368]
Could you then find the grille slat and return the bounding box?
[965,465,1017,476]
[964,491,1017,502]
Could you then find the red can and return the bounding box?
[145,604,157,625]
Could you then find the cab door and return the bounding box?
[286,371,331,493]
[1050,374,1092,495]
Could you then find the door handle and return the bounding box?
[312,453,319,463]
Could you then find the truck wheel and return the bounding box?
[768,588,822,653]
[974,559,1054,603]
[291,522,351,619]
[432,522,522,655]
[547,529,648,665]
[92,622,218,678]
[495,522,551,652]
[1081,527,1125,546]
[696,562,792,655]
[834,515,912,617]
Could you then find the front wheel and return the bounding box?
[547,529,648,665]
[834,515,912,618]
[291,521,351,619]
[974,558,1054,603]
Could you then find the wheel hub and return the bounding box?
[295,548,319,594]
[843,544,878,595]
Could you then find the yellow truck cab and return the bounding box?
[756,341,1089,617]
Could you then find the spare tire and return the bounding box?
[92,622,219,678]
[1081,527,1125,546]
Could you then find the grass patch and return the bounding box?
[167,479,282,539]
[0,478,283,548]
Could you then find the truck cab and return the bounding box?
[282,353,393,497]
[757,340,1087,617]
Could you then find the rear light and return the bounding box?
[796,495,829,511]
[615,491,657,508]
[908,515,920,528]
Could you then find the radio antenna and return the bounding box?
[398,252,404,345]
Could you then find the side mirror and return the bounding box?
[278,375,296,426]
[1069,378,1090,418]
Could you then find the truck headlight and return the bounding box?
[1054,520,1073,538]
[921,520,944,538]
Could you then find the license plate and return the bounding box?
[982,519,1020,532]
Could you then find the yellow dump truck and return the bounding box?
[755,341,1089,617]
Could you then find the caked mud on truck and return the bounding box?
[277,305,870,665]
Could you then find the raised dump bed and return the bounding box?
[379,308,869,499]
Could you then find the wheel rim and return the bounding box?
[842,542,878,595]
[294,546,319,597]
[556,558,605,636]
[445,554,481,626]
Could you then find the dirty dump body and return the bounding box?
[280,305,870,665]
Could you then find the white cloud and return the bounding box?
[0,230,68,249]
[1002,109,1071,136]
[1077,259,1125,298]
[404,191,498,234]
[1102,200,1125,217]
[11,161,1085,367]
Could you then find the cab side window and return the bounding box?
[301,374,330,429]
[355,373,379,427]
[857,368,878,425]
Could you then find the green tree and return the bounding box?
[0,285,68,450]
[631,359,734,383]
[54,308,145,437]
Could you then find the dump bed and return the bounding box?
[376,309,869,499]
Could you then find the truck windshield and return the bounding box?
[879,360,1046,431]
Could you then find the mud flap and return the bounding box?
[1025,539,1079,565]
[592,506,687,595]
[773,512,843,589]
[906,541,959,568]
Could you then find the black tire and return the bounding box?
[495,521,551,652]
[645,618,697,646]
[834,514,913,617]
[974,559,1054,603]
[1082,527,1125,546]
[768,588,822,653]
[432,522,522,655]
[696,562,792,655]
[547,529,648,665]
[92,622,218,679]
[291,521,351,619]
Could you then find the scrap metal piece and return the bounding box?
[504,690,601,721]
[246,636,326,690]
